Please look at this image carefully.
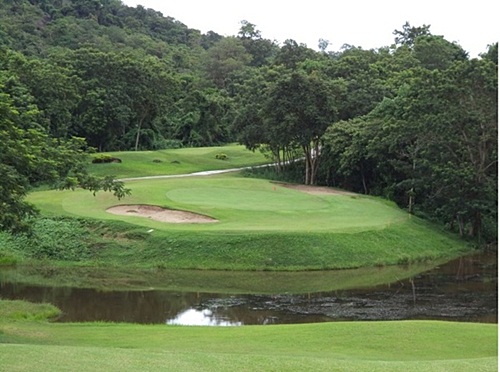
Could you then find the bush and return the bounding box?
[215,153,228,160]
[92,155,122,164]
[11,218,94,261]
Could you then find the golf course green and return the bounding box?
[18,145,472,271]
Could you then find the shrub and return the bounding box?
[215,153,228,160]
[92,155,122,164]
[10,218,93,261]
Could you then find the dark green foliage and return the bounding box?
[321,55,497,243]
[92,155,122,164]
[393,22,431,46]
[0,69,130,232]
[241,163,305,185]
[0,217,152,262]
[5,218,92,261]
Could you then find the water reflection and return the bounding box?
[167,308,242,326]
[0,253,496,325]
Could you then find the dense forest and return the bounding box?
[0,0,497,243]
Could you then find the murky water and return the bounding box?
[0,253,496,326]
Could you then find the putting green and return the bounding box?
[30,175,411,233]
[166,187,327,211]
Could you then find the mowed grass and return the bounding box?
[26,174,472,270]
[33,175,409,232]
[0,301,497,372]
[87,144,269,179]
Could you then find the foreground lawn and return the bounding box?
[23,174,472,270]
[0,301,497,372]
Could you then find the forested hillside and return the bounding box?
[0,0,497,243]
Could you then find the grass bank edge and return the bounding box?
[0,215,472,271]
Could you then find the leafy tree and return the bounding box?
[55,48,178,151]
[204,37,252,89]
[413,35,468,70]
[325,46,391,120]
[0,78,129,233]
[173,87,231,146]
[264,70,340,184]
[393,22,431,46]
[326,59,497,241]
[273,39,317,69]
[480,42,498,64]
[238,20,261,40]
[322,117,378,194]
[231,65,298,170]
[238,20,278,67]
[4,50,81,138]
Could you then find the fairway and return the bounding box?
[87,144,269,179]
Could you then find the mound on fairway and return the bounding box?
[107,204,218,224]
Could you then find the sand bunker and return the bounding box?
[106,204,218,224]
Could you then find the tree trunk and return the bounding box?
[304,156,310,185]
[361,172,368,195]
[134,117,144,151]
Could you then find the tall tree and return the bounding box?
[203,37,251,89]
[0,77,129,232]
[332,59,498,241]
[413,35,468,70]
[237,20,278,67]
[393,22,431,46]
[264,70,340,185]
[273,39,317,69]
[4,50,81,138]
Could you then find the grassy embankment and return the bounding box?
[0,300,497,372]
[0,144,472,271]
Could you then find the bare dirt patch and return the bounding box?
[275,182,358,196]
[106,204,218,224]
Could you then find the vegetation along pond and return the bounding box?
[0,253,496,326]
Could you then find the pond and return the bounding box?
[0,252,496,326]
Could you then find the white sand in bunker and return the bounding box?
[106,204,218,224]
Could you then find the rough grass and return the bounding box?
[0,300,61,321]
[0,300,497,372]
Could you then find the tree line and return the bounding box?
[0,1,497,243]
